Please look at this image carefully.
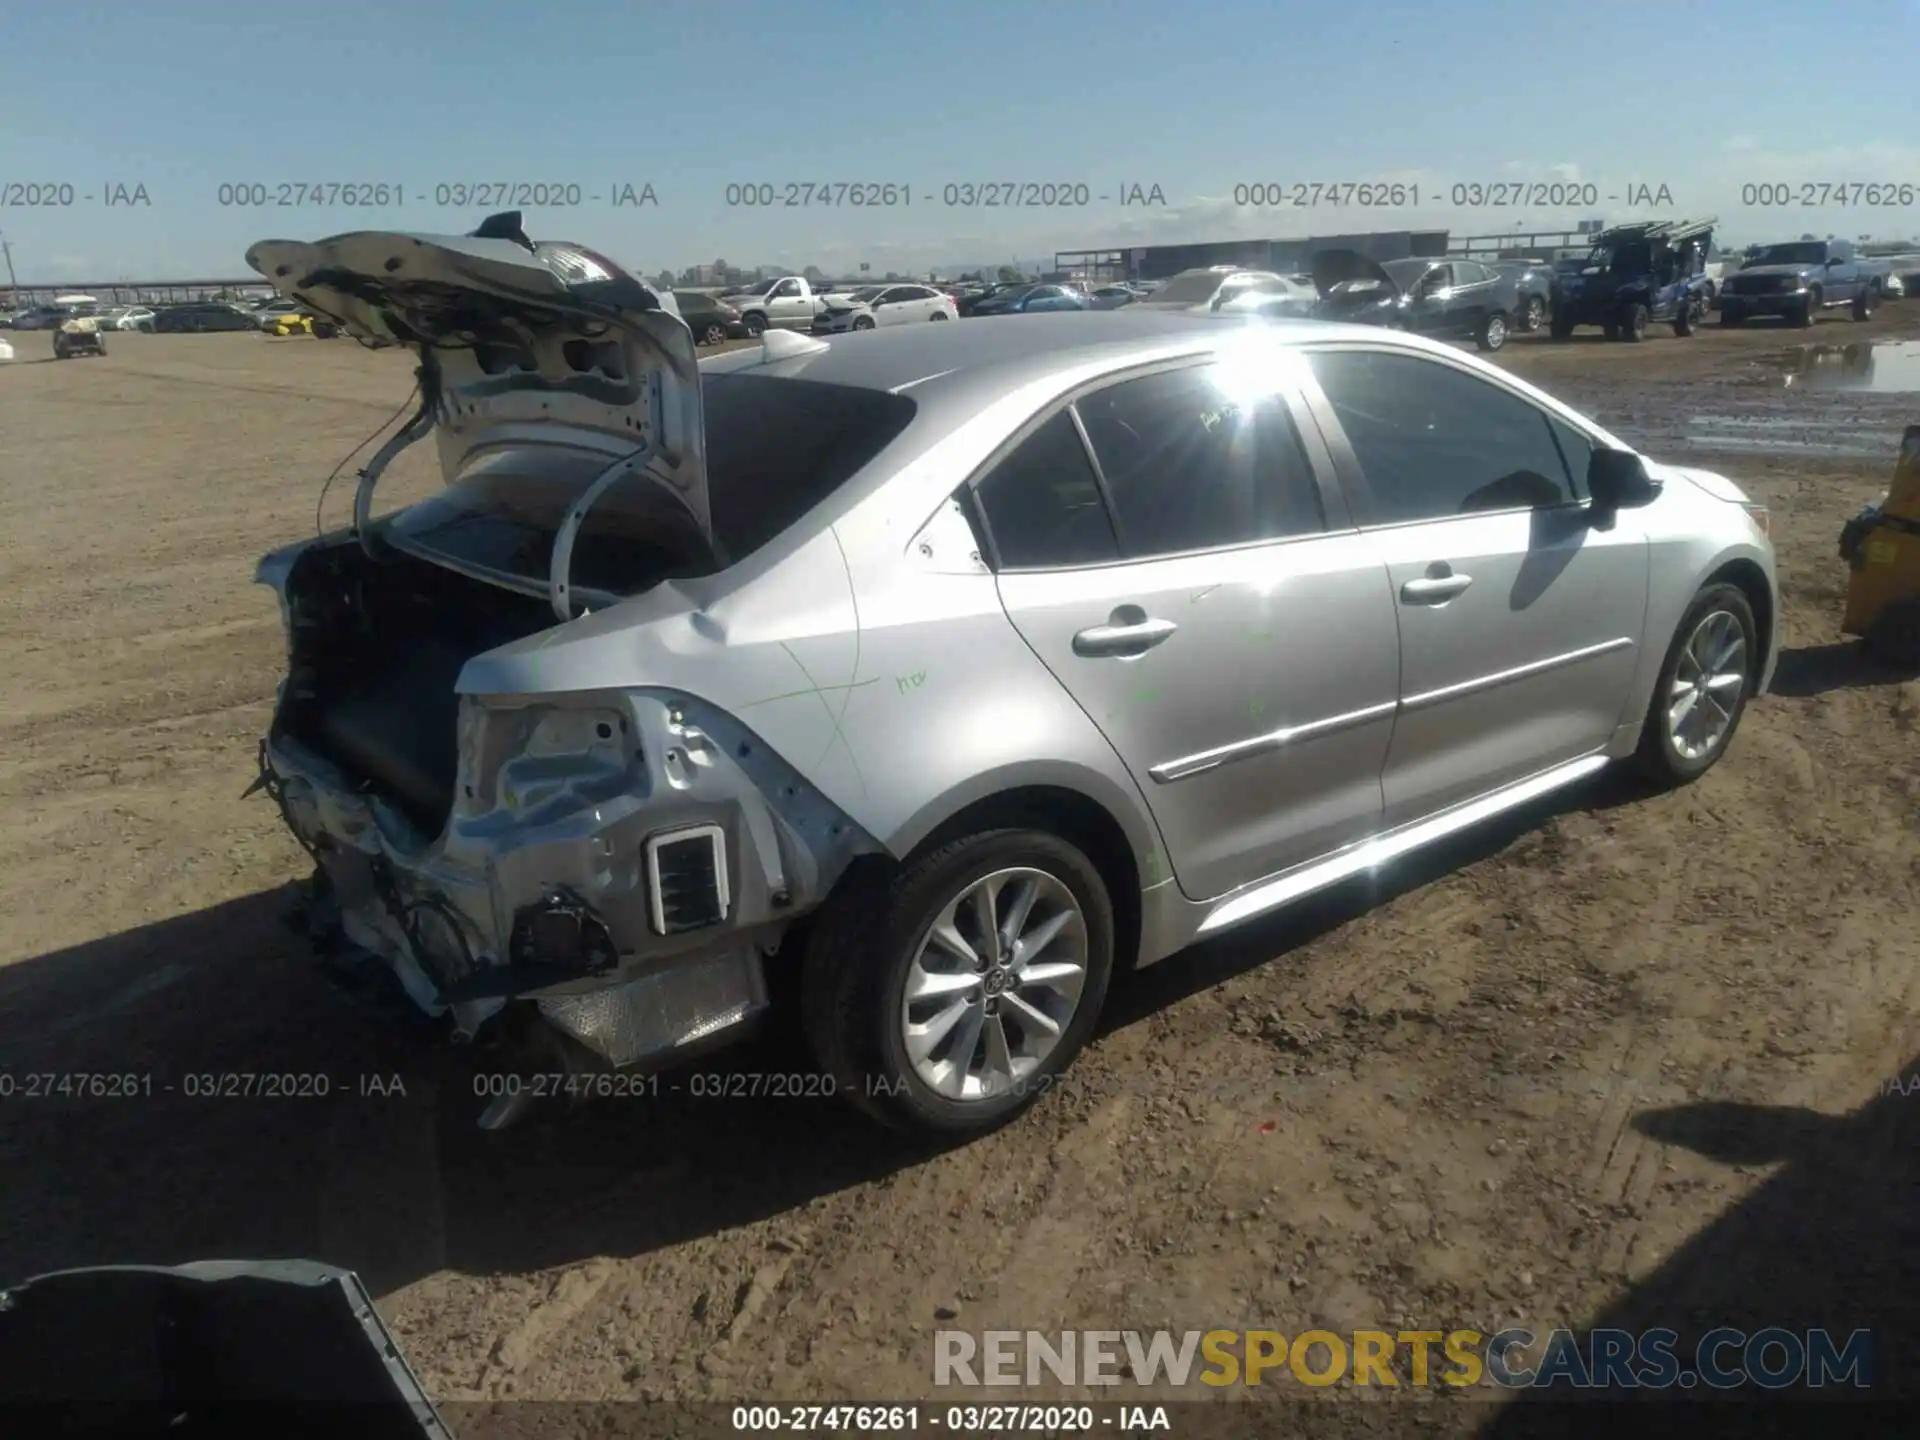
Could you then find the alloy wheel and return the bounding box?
[1665,609,1748,761]
[899,867,1089,1101]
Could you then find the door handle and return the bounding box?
[1073,616,1178,657]
[1400,573,1473,603]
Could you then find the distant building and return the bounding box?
[1059,230,1449,283]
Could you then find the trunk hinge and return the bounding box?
[353,354,442,559]
[547,370,666,622]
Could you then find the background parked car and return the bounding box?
[672,290,747,345]
[1717,238,1888,327]
[266,312,341,338]
[152,303,259,333]
[1089,285,1138,309]
[968,282,1090,316]
[99,306,158,332]
[1210,274,1319,318]
[812,283,957,333]
[1489,259,1557,332]
[1312,253,1520,351]
[1134,267,1311,317]
[250,298,308,330]
[957,282,1033,316]
[10,305,84,331]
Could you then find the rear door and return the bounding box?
[975,352,1400,901]
[1448,261,1498,333]
[1298,344,1650,826]
[875,286,932,325]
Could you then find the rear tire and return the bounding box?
[1633,583,1758,787]
[1475,310,1509,351]
[700,322,726,345]
[1521,295,1546,332]
[801,829,1116,1136]
[1852,286,1877,322]
[1602,320,1620,341]
[1549,313,1576,340]
[1619,303,1648,342]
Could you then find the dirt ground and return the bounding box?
[2,309,1918,1434]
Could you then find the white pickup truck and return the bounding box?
[718,276,820,335]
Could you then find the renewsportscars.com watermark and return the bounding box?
[934,1328,1872,1391]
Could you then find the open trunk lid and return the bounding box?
[246,212,707,620]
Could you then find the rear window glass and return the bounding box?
[384,375,917,596]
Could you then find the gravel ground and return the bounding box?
[1,310,1916,1434]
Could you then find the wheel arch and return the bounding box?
[1701,555,1776,687]
[882,773,1158,972]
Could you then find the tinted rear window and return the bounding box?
[385,375,916,596]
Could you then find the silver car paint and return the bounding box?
[252,301,1777,1072]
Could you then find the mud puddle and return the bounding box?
[1761,339,1920,393]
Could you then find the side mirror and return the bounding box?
[1588,448,1661,513]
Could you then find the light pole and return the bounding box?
[0,234,18,296]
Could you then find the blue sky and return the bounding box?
[3,0,1917,283]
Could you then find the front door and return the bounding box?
[1403,263,1459,338]
[975,353,1400,900]
[1299,345,1651,826]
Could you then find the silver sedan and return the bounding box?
[243,225,1777,1137]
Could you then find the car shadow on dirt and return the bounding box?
[0,767,1691,1301]
[1470,1063,1918,1435]
[1103,766,1650,1030]
[1770,641,1919,696]
[0,884,932,1297]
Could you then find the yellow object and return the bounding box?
[1840,425,1920,641]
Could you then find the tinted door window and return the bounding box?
[973,411,1120,569]
[1545,415,1595,501]
[1308,350,1580,523]
[1075,365,1325,557]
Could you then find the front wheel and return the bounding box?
[1520,295,1547,332]
[1549,313,1576,340]
[852,314,875,331]
[742,311,767,338]
[1475,310,1509,351]
[801,830,1116,1136]
[1852,286,1877,322]
[1673,298,1699,337]
[1796,288,1821,327]
[1618,302,1649,342]
[1633,583,1758,786]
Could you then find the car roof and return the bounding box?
[699,310,1417,428]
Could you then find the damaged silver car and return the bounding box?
[247,214,1777,1137]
